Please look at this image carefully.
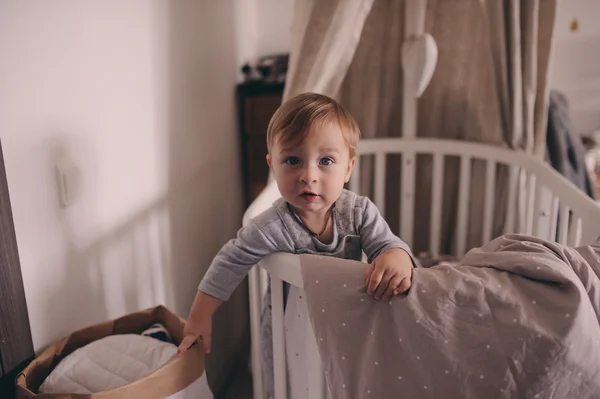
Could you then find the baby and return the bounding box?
[177,92,415,383]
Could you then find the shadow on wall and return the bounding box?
[47,1,250,397]
[43,136,214,350]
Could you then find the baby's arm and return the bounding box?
[358,197,414,263]
[178,220,284,356]
[358,197,416,299]
[178,291,221,355]
[198,221,281,301]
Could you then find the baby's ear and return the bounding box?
[344,157,356,183]
[266,153,273,168]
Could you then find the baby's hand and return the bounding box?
[177,316,212,357]
[177,291,222,357]
[365,248,413,300]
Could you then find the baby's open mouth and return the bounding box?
[300,191,320,201]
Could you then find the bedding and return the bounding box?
[416,252,459,268]
[300,234,600,398]
[39,334,176,394]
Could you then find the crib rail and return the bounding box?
[351,138,600,255]
[248,253,306,399]
[246,137,600,399]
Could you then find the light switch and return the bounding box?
[55,160,81,208]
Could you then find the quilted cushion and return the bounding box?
[39,334,176,394]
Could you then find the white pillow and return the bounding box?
[39,334,176,394]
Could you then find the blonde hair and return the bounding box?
[266,92,360,158]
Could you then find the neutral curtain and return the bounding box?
[412,0,557,253]
[284,0,557,255]
[283,0,375,101]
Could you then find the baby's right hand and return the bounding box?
[177,316,212,356]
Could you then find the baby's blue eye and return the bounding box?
[284,157,301,165]
[320,157,334,166]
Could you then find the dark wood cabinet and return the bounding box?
[237,81,284,207]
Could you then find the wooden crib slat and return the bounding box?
[524,173,537,235]
[505,166,519,233]
[429,153,444,256]
[271,277,287,399]
[535,185,555,241]
[558,204,570,245]
[483,159,496,244]
[349,155,361,195]
[401,151,416,247]
[531,179,543,237]
[576,217,583,246]
[456,156,471,257]
[575,217,583,246]
[568,216,582,246]
[248,267,264,399]
[374,153,386,213]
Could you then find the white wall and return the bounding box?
[551,0,600,135]
[234,0,294,69]
[0,0,242,351]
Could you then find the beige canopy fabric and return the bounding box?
[412,0,557,252]
[282,0,375,101]
[283,0,557,255]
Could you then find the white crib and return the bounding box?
[243,137,600,399]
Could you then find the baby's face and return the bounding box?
[267,122,355,218]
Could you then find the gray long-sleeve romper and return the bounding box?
[198,189,413,397]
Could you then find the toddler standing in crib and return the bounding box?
[177,92,415,394]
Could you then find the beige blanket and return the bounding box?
[300,234,600,398]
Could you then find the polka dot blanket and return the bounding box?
[300,234,600,398]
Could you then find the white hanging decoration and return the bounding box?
[401,33,438,98]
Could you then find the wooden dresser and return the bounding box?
[237,81,284,207]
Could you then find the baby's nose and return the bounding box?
[300,165,318,183]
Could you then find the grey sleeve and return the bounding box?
[358,197,415,264]
[198,220,285,301]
